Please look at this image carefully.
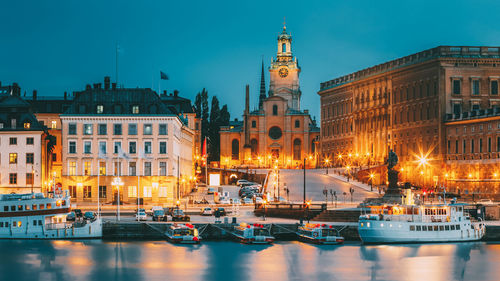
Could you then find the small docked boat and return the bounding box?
[233,223,275,244]
[0,192,102,239]
[165,223,201,244]
[297,223,344,244]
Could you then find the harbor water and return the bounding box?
[1,240,499,281]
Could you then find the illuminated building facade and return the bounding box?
[60,78,194,204]
[220,25,320,168]
[319,46,500,193]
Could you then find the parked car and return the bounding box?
[207,187,215,195]
[231,198,241,205]
[478,199,495,205]
[73,209,83,218]
[152,209,167,221]
[171,209,190,222]
[136,209,147,221]
[255,197,265,204]
[66,212,76,221]
[241,198,253,204]
[237,179,250,186]
[213,207,226,216]
[84,211,96,220]
[201,207,213,216]
[219,197,231,204]
[149,206,164,216]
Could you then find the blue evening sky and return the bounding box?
[1,0,499,120]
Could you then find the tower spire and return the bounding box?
[259,59,266,109]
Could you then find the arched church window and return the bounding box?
[295,120,300,128]
[282,43,286,53]
[293,139,301,160]
[251,120,256,128]
[272,105,278,116]
[250,139,258,156]
[231,139,239,160]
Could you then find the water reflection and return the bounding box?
[0,240,500,281]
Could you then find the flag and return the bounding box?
[202,137,207,158]
[139,149,151,160]
[160,71,169,80]
[117,145,130,160]
[98,144,107,159]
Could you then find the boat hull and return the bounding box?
[0,218,102,239]
[358,220,485,244]
[297,234,344,245]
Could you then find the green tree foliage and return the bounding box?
[194,92,201,117]
[208,96,220,161]
[201,88,209,151]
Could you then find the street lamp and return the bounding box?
[325,159,330,174]
[112,177,124,221]
[262,199,267,221]
[346,165,351,182]
[369,173,375,191]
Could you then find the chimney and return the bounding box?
[173,90,179,97]
[163,90,167,95]
[112,83,117,90]
[86,84,91,90]
[97,83,102,89]
[64,91,67,100]
[93,83,99,89]
[33,90,37,100]
[104,76,110,90]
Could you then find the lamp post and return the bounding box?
[112,177,124,221]
[369,173,374,191]
[325,159,330,174]
[263,199,267,221]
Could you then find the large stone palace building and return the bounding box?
[220,25,320,168]
[319,46,500,195]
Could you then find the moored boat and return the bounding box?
[233,223,275,244]
[165,223,201,244]
[358,202,486,244]
[297,223,344,244]
[0,192,102,239]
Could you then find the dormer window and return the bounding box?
[97,105,104,114]
[23,122,30,129]
[0,123,4,129]
[132,105,139,114]
[11,119,16,129]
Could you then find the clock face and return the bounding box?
[278,68,288,78]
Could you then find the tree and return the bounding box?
[194,92,201,117]
[201,88,209,152]
[208,96,221,161]
[219,105,230,127]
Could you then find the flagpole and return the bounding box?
[97,161,100,218]
[115,44,118,86]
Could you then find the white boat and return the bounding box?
[233,223,275,244]
[165,223,201,244]
[0,192,102,239]
[297,223,344,245]
[358,202,486,244]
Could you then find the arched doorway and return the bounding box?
[250,139,258,157]
[293,139,301,160]
[231,139,239,160]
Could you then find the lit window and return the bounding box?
[51,121,57,129]
[128,186,137,198]
[132,105,139,114]
[97,105,104,114]
[83,124,93,135]
[69,161,76,176]
[9,153,17,164]
[143,124,152,135]
[84,161,91,176]
[99,162,106,176]
[23,122,30,129]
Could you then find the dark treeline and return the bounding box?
[194,88,230,162]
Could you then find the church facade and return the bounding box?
[220,25,320,169]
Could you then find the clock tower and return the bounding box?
[268,24,301,110]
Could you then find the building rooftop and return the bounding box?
[319,46,500,92]
[445,107,500,123]
[159,90,195,114]
[0,91,44,131]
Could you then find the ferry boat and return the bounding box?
[358,193,486,244]
[0,192,102,239]
[233,223,275,244]
[165,223,201,244]
[297,223,344,244]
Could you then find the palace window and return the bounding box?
[68,123,77,135]
[251,120,256,128]
[69,161,76,176]
[9,153,17,164]
[144,124,153,135]
[272,105,278,116]
[144,162,151,176]
[97,105,104,114]
[26,137,34,145]
[113,124,122,135]
[51,120,57,129]
[453,103,462,115]
[83,186,91,199]
[132,105,139,114]
[99,141,107,155]
[26,173,33,185]
[159,124,168,135]
[114,141,122,154]
[128,123,137,135]
[491,80,499,95]
[129,141,136,154]
[144,141,152,154]
[9,137,17,145]
[250,139,258,156]
[128,186,137,198]
[295,120,300,128]
[472,80,480,95]
[293,139,302,161]
[26,153,34,164]
[83,124,93,135]
[452,80,461,95]
[84,141,92,154]
[160,162,167,176]
[69,141,76,154]
[99,186,106,198]
[129,162,136,176]
[99,161,106,176]
[98,124,107,135]
[159,141,167,154]
[84,161,91,176]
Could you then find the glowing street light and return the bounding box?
[112,177,124,221]
[325,158,330,174]
[369,173,375,191]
